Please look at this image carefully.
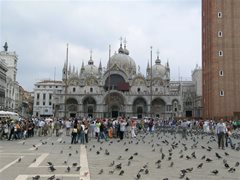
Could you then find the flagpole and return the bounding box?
[64,43,69,119]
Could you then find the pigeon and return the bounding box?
[186,155,191,160]
[47,175,55,180]
[98,169,103,174]
[72,163,78,167]
[128,160,131,166]
[96,151,100,155]
[128,156,133,160]
[235,162,239,167]
[109,170,114,174]
[155,160,161,164]
[18,157,21,162]
[201,155,206,160]
[206,158,212,162]
[134,152,138,156]
[211,170,218,175]
[186,167,193,172]
[145,169,149,174]
[32,158,36,163]
[228,167,236,173]
[66,166,71,172]
[105,150,110,155]
[136,173,141,179]
[179,172,186,179]
[76,166,81,171]
[197,163,203,168]
[125,148,129,151]
[224,152,229,156]
[68,153,72,157]
[119,170,124,175]
[51,142,54,145]
[47,162,53,166]
[143,164,148,168]
[169,162,174,167]
[115,163,122,170]
[224,163,230,168]
[118,155,122,160]
[49,165,56,172]
[32,175,40,180]
[215,152,222,159]
[109,161,115,167]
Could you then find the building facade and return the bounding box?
[202,0,240,119]
[0,42,20,112]
[18,86,34,118]
[33,80,63,117]
[0,59,8,110]
[192,65,202,118]
[33,42,198,119]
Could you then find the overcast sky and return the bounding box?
[1,0,201,91]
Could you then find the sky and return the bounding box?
[0,0,201,91]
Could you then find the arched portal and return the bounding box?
[105,92,125,118]
[82,96,96,118]
[66,98,78,117]
[151,98,166,118]
[133,97,147,119]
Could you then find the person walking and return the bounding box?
[215,119,226,150]
[119,119,127,140]
[71,125,78,144]
[65,119,71,136]
[131,119,137,138]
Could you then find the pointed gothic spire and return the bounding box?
[88,49,94,65]
[98,60,102,70]
[68,63,72,73]
[3,42,8,51]
[81,61,85,70]
[147,60,150,69]
[118,37,124,54]
[155,50,161,64]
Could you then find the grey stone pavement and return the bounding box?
[0,130,240,180]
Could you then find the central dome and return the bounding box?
[83,56,99,76]
[152,56,167,79]
[107,43,136,75]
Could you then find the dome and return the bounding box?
[84,64,98,76]
[152,56,167,78]
[83,55,99,76]
[107,43,136,75]
[152,64,167,78]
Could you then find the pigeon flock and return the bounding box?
[86,128,240,180]
[5,127,240,180]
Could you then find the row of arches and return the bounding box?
[63,92,180,118]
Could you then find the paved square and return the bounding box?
[0,130,239,180]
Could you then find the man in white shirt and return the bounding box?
[215,119,226,149]
[65,119,71,136]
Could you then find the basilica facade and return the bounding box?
[34,41,197,119]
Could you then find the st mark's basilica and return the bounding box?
[35,40,197,119]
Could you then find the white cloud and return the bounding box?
[1,0,201,91]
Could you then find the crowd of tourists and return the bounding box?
[0,116,240,149]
